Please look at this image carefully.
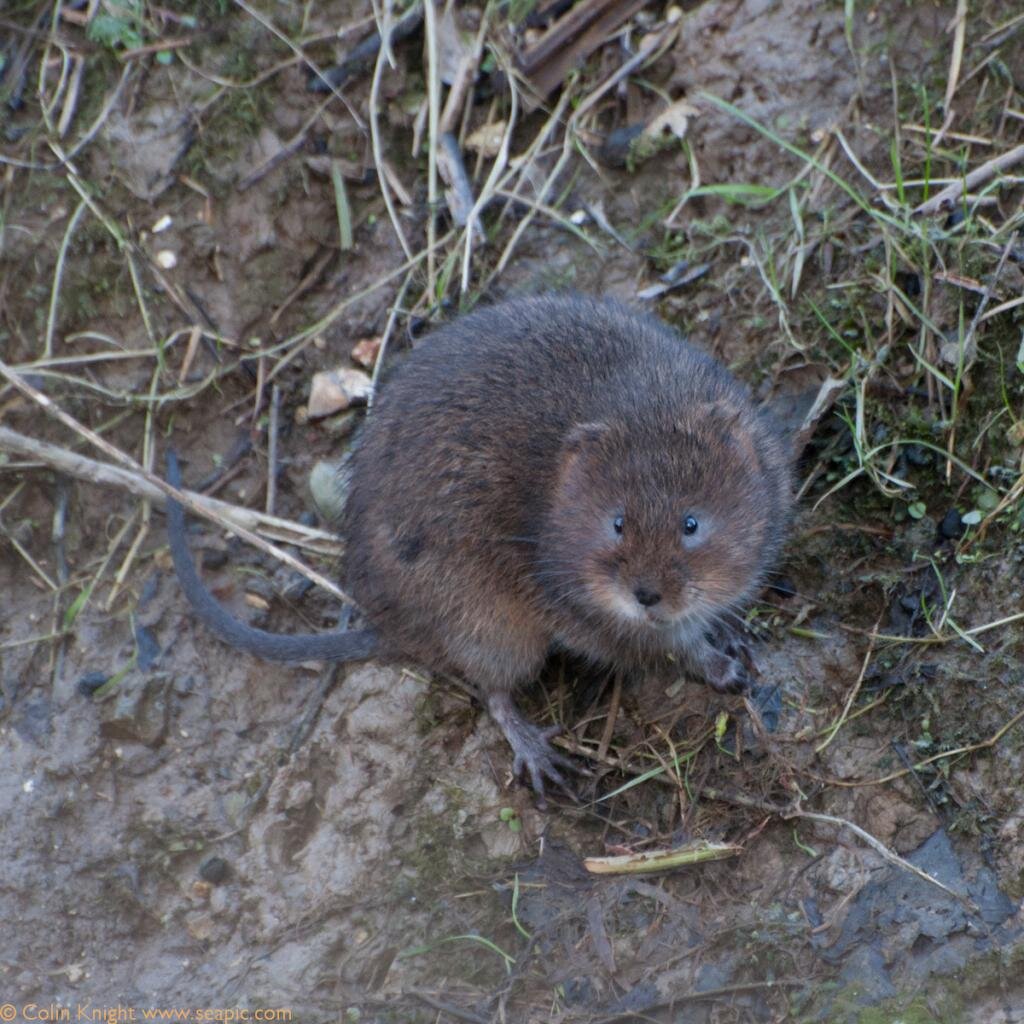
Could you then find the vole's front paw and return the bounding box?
[705,616,752,657]
[696,623,757,694]
[703,651,750,694]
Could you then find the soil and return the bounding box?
[2,1,1023,1022]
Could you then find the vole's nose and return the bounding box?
[634,586,662,608]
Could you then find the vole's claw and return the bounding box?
[510,725,580,802]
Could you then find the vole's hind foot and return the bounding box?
[486,692,581,801]
[511,724,581,802]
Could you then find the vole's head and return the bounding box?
[539,407,790,634]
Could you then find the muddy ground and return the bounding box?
[2,1,1024,1021]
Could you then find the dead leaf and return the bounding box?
[643,97,700,141]
[351,337,382,368]
[466,120,508,158]
[765,363,846,457]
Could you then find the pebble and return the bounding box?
[938,508,965,540]
[77,672,109,696]
[199,855,230,885]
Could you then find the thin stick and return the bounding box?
[0,63,131,173]
[263,230,447,386]
[44,199,89,359]
[460,65,518,293]
[815,614,881,753]
[596,673,622,762]
[368,270,414,405]
[828,706,1024,789]
[119,35,198,61]
[914,141,1024,215]
[97,511,138,611]
[795,809,975,910]
[486,26,675,288]
[930,0,968,150]
[105,515,148,612]
[0,519,57,591]
[423,0,440,296]
[238,95,337,191]
[266,384,281,516]
[370,19,413,259]
[231,0,365,129]
[958,234,1019,372]
[0,395,349,606]
[370,0,396,67]
[56,52,85,138]
[0,425,341,556]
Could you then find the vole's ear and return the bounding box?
[563,422,610,452]
[682,402,760,469]
[681,400,743,433]
[556,423,610,501]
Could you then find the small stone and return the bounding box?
[134,623,161,671]
[99,676,169,746]
[12,698,52,745]
[77,672,110,697]
[938,508,965,540]
[309,458,351,522]
[307,367,373,419]
[597,123,644,168]
[200,548,228,571]
[284,780,314,811]
[319,409,358,438]
[904,444,931,467]
[198,855,230,885]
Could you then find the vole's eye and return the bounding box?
[683,515,699,536]
[613,515,625,535]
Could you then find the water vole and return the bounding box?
[167,294,793,794]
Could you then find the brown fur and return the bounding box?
[170,294,793,794]
[341,294,792,788]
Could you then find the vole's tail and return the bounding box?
[165,450,377,663]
